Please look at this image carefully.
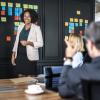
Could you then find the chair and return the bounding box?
[44,66,62,91]
[82,80,100,100]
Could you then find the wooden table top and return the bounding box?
[0,79,62,100]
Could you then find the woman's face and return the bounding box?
[23,12,31,24]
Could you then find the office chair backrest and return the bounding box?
[82,80,100,100]
[44,66,62,91]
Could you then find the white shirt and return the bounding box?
[64,52,83,68]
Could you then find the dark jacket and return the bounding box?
[58,57,100,99]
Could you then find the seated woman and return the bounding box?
[64,33,84,68]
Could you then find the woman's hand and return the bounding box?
[20,40,27,46]
[65,40,78,58]
[11,52,16,66]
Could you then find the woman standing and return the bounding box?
[11,9,43,77]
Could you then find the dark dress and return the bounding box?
[14,27,37,76]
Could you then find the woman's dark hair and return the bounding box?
[20,9,38,23]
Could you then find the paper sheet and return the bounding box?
[10,77,38,84]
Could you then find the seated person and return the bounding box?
[64,33,84,68]
[58,21,100,99]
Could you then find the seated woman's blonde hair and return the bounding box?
[65,33,85,52]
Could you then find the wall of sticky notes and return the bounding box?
[0,0,40,58]
[63,0,93,36]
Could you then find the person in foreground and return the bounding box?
[58,21,100,99]
[11,9,43,77]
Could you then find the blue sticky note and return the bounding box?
[75,23,78,27]
[8,11,12,16]
[80,23,82,26]
[69,22,74,27]
[19,8,22,15]
[8,7,12,11]
[69,29,72,33]
[14,26,18,31]
[8,7,12,16]
[2,6,5,10]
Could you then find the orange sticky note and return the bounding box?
[14,16,19,20]
[6,36,11,42]
[1,11,5,15]
[72,29,74,33]
[65,22,68,26]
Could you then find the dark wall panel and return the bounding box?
[44,0,59,58]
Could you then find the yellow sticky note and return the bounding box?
[74,18,78,22]
[65,36,68,41]
[1,2,6,6]
[8,3,13,7]
[34,5,38,9]
[65,22,68,26]
[1,17,6,22]
[14,22,20,26]
[77,10,80,15]
[8,2,13,7]
[70,18,73,22]
[19,22,23,25]
[29,5,33,9]
[79,19,83,23]
[16,3,21,7]
[23,4,28,8]
[85,20,88,23]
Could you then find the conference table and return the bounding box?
[0,78,75,100]
[0,79,63,100]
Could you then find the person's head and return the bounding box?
[84,21,100,58]
[67,33,84,52]
[20,9,38,24]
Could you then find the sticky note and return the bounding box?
[69,29,72,33]
[85,20,88,23]
[14,26,18,31]
[14,22,20,26]
[70,18,73,22]
[77,10,80,15]
[72,29,74,33]
[19,8,22,15]
[8,7,12,16]
[8,3,13,7]
[1,2,6,6]
[14,16,19,20]
[65,22,68,26]
[2,6,5,10]
[75,23,78,27]
[79,19,83,23]
[1,17,6,22]
[74,18,78,22]
[79,23,82,26]
[1,11,5,15]
[6,36,11,42]
[29,5,34,9]
[16,3,21,7]
[34,5,38,9]
[23,4,28,8]
[69,23,74,27]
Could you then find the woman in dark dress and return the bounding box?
[11,9,43,77]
